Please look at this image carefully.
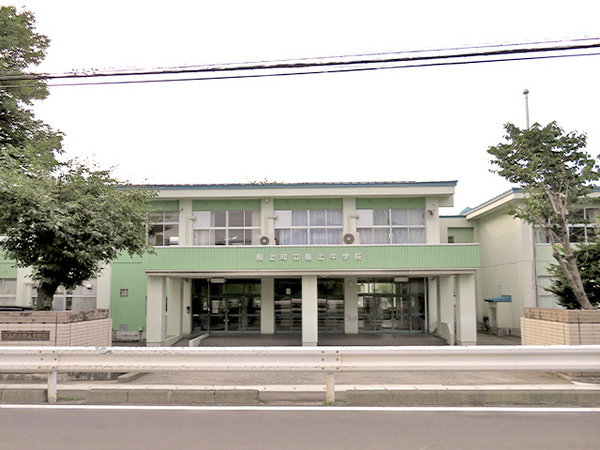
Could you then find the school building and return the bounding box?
[1,181,597,346]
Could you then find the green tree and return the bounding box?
[0,6,62,168]
[488,121,599,310]
[546,242,600,309]
[0,163,155,309]
[0,7,155,309]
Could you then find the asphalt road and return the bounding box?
[1,406,599,449]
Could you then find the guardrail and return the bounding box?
[1,345,600,403]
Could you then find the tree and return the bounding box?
[488,121,600,310]
[0,7,155,309]
[546,242,600,309]
[0,163,155,309]
[0,6,62,167]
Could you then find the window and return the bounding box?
[0,278,17,306]
[275,210,342,245]
[31,280,97,311]
[120,289,129,298]
[148,211,179,246]
[193,210,260,246]
[535,207,599,244]
[568,207,598,243]
[357,208,425,244]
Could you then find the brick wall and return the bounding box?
[0,310,112,346]
[521,313,600,345]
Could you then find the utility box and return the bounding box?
[484,295,512,336]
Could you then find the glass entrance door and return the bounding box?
[192,280,261,332]
[358,279,425,333]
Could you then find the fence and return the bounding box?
[1,345,600,403]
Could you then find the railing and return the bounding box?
[1,345,599,403]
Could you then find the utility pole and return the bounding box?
[523,89,530,129]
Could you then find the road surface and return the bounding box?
[1,405,598,449]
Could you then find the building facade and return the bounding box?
[463,188,600,335]
[2,181,484,346]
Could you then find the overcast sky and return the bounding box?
[14,0,600,214]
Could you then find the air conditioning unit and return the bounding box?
[342,232,360,245]
[259,234,276,246]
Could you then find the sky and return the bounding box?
[12,0,600,214]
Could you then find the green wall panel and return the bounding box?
[273,198,343,210]
[192,199,261,211]
[0,260,17,278]
[355,198,425,209]
[149,200,179,212]
[448,228,475,243]
[143,245,479,272]
[110,256,148,333]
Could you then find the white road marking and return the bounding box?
[1,404,599,413]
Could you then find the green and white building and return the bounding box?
[2,181,596,346]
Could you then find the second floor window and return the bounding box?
[148,211,179,246]
[357,208,425,244]
[275,210,343,245]
[568,207,598,243]
[193,210,260,245]
[535,207,599,244]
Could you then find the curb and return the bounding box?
[1,385,600,406]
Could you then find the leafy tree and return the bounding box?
[546,242,600,309]
[488,121,600,310]
[0,163,155,309]
[0,6,62,168]
[0,7,155,309]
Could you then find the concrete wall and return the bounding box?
[474,209,536,334]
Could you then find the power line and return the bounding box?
[1,38,599,88]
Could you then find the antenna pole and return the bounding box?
[523,89,530,129]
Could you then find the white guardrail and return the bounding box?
[1,345,600,403]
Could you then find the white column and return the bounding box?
[95,263,112,310]
[425,197,440,244]
[182,279,192,334]
[146,276,166,346]
[438,275,455,345]
[166,277,183,338]
[427,277,438,333]
[16,267,32,307]
[261,277,275,334]
[179,199,193,246]
[344,278,358,334]
[302,275,318,346]
[456,273,477,345]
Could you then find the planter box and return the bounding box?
[521,308,600,378]
[521,308,600,346]
[0,309,111,347]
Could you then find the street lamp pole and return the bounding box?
[523,89,530,129]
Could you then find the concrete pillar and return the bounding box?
[342,197,357,233]
[456,273,477,346]
[344,277,358,334]
[146,276,166,346]
[182,278,192,334]
[438,275,455,345]
[166,277,183,338]
[96,264,112,310]
[425,197,440,244]
[261,277,275,334]
[427,277,438,333]
[16,267,32,307]
[179,199,194,246]
[302,275,318,346]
